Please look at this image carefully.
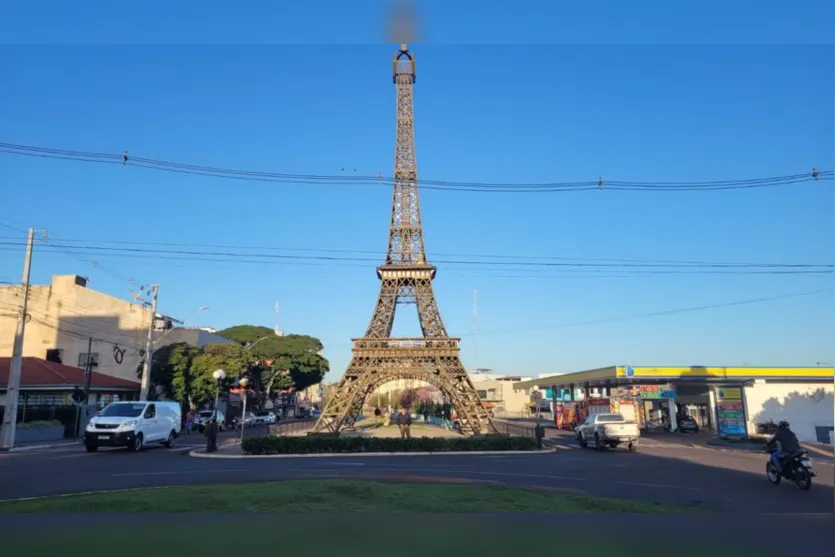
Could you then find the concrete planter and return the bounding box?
[10,425,65,444]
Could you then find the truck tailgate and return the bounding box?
[604,423,639,437]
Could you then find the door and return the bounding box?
[142,404,160,441]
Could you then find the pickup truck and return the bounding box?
[574,413,640,451]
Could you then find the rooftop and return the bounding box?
[0,357,140,390]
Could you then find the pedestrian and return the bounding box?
[374,407,382,427]
[185,408,194,434]
[396,408,412,439]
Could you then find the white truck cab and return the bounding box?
[84,401,182,453]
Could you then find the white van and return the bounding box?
[84,401,182,453]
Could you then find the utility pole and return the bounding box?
[138,284,159,401]
[82,336,94,404]
[0,228,36,450]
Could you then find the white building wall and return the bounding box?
[743,381,834,444]
[0,275,150,383]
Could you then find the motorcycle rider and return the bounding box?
[766,420,801,474]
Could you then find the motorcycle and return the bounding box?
[765,446,815,490]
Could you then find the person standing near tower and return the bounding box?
[396,408,412,439]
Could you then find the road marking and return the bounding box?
[111,468,248,477]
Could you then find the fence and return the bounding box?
[491,419,537,438]
[0,404,82,439]
[267,417,317,437]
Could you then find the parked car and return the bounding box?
[574,413,640,451]
[252,411,277,425]
[234,412,257,428]
[194,409,227,432]
[84,401,181,453]
[677,414,700,433]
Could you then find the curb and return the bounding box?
[8,441,81,453]
[189,447,558,459]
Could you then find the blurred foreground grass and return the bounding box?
[0,479,695,513]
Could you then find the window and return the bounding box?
[144,404,156,419]
[19,393,63,406]
[78,353,100,368]
[45,349,63,364]
[477,390,488,399]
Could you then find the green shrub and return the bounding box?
[242,435,537,455]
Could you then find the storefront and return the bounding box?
[515,365,834,443]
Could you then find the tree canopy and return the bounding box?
[216,325,329,396]
[144,324,329,408]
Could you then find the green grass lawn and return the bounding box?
[0,479,694,514]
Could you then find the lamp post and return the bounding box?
[206,369,226,453]
[239,377,250,443]
[212,369,226,413]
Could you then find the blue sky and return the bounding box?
[1,2,833,380]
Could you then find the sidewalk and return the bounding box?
[7,439,81,452]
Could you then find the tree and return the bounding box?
[216,325,329,393]
[189,343,249,405]
[166,343,201,409]
[399,388,418,410]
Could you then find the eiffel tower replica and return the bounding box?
[310,45,496,436]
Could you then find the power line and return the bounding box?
[0,218,139,286]
[0,241,829,276]
[1,141,831,193]
[0,235,829,268]
[464,288,832,337]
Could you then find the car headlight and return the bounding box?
[86,421,97,430]
[118,420,137,431]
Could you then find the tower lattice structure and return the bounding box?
[311,45,496,436]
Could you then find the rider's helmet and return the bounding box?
[777,420,790,430]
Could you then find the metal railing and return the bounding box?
[491,419,537,438]
[268,417,317,436]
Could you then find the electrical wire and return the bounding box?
[0,235,828,267]
[463,288,833,337]
[0,242,829,277]
[0,217,139,286]
[1,141,831,193]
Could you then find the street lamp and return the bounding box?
[239,377,250,443]
[244,335,274,352]
[152,305,211,348]
[212,369,226,413]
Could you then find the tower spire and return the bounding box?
[385,45,425,266]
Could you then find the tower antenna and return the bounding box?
[274,302,284,337]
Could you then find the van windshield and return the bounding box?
[100,403,145,418]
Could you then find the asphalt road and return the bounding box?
[1,430,832,513]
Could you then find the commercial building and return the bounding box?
[514,365,834,445]
[471,375,534,416]
[0,275,152,383]
[0,275,232,386]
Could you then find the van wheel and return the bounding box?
[128,433,144,452]
[85,444,98,453]
[163,431,175,448]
